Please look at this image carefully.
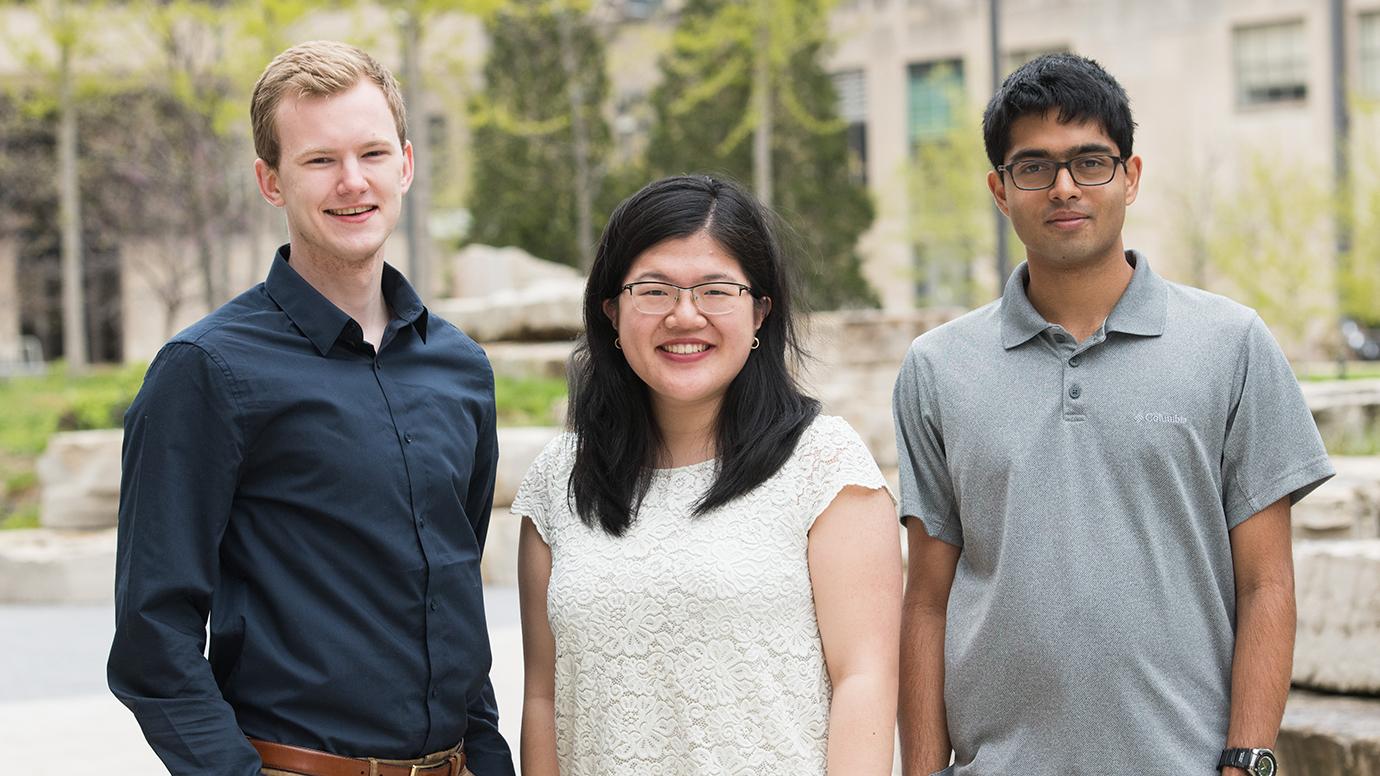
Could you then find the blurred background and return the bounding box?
[1,0,1379,773]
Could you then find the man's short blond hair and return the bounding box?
[251,40,407,169]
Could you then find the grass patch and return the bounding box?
[495,374,568,427]
[0,504,39,530]
[1297,362,1380,381]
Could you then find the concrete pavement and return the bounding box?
[1,586,525,775]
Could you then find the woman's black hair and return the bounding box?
[982,52,1137,168]
[566,174,820,536]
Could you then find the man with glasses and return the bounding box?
[893,53,1332,776]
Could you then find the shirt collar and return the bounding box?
[264,244,430,357]
[999,249,1167,350]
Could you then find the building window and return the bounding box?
[1003,46,1068,78]
[1233,20,1308,106]
[1361,12,1380,99]
[908,59,964,145]
[832,69,868,184]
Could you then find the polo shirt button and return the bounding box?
[1053,333,1068,343]
[1069,384,1082,399]
[1069,355,1081,367]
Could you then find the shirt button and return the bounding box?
[1069,384,1082,399]
[1053,333,1068,343]
[431,687,439,699]
[404,432,414,444]
[429,598,438,611]
[1069,355,1081,367]
[417,517,426,529]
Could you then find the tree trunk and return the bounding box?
[557,7,595,270]
[751,0,772,208]
[57,0,87,370]
[400,6,432,302]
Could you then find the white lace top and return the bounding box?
[510,414,890,776]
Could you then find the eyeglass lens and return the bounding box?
[627,282,746,315]
[1009,155,1118,190]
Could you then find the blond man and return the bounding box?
[109,41,513,776]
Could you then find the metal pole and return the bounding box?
[990,0,1008,288]
[1331,0,1349,373]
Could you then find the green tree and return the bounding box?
[644,0,875,309]
[1338,102,1380,328]
[1206,153,1335,359]
[467,0,611,269]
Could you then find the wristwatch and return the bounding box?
[1218,747,1278,775]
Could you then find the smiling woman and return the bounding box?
[511,175,902,776]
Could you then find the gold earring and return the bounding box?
[751,337,760,350]
[615,338,622,350]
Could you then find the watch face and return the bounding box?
[1253,753,1277,776]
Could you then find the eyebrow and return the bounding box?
[294,140,393,162]
[1007,143,1117,163]
[631,271,741,283]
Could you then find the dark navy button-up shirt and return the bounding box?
[108,246,514,776]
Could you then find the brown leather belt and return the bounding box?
[249,738,466,776]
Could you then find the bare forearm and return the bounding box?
[826,671,898,776]
[899,606,950,776]
[1223,581,1295,767]
[519,696,560,776]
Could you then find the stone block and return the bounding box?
[36,429,123,529]
[485,341,575,381]
[495,426,562,508]
[1294,456,1380,540]
[1293,540,1380,694]
[446,244,582,299]
[433,282,585,343]
[0,528,116,604]
[1278,690,1380,776]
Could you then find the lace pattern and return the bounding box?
[511,415,890,775]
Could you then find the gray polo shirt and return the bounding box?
[893,252,1333,776]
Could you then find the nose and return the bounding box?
[664,289,705,329]
[1047,165,1081,201]
[338,156,368,195]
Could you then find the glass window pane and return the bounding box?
[908,59,964,145]
[1234,20,1308,106]
[1362,12,1380,98]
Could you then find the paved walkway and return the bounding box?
[1,587,524,775]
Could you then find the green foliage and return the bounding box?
[0,506,40,531]
[1339,125,1380,327]
[1205,153,1335,358]
[0,362,147,456]
[494,373,568,426]
[644,0,876,310]
[906,83,1003,308]
[467,1,612,266]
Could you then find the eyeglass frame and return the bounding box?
[996,154,1128,191]
[619,280,759,316]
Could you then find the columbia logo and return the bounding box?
[1135,412,1188,425]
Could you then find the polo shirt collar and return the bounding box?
[999,250,1167,350]
[264,244,430,357]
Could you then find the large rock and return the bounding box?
[0,528,116,603]
[485,341,575,381]
[433,283,585,343]
[36,429,123,529]
[436,245,586,342]
[1303,379,1380,455]
[447,244,582,299]
[1294,456,1380,540]
[494,426,562,508]
[1278,690,1380,776]
[1293,540,1380,694]
[482,506,521,587]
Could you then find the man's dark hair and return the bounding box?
[982,53,1136,169]
[567,174,819,536]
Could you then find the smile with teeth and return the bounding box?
[326,205,376,216]
[660,343,710,355]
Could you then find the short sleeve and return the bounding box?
[892,343,962,546]
[1221,315,1335,528]
[510,434,571,544]
[799,416,893,531]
